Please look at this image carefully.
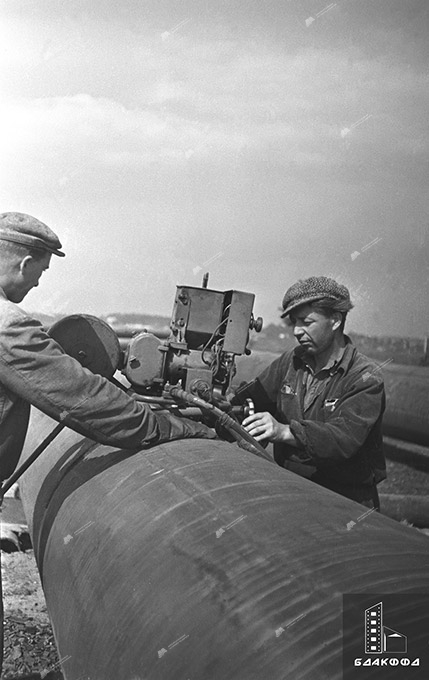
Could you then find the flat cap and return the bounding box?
[281,276,352,318]
[0,212,65,257]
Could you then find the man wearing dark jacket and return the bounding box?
[0,212,216,482]
[234,276,386,509]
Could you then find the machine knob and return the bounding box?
[250,315,263,333]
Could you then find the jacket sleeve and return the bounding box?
[289,373,385,462]
[0,311,216,448]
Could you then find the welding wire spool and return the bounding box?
[48,314,121,378]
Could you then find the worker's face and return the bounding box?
[290,304,341,356]
[9,252,52,303]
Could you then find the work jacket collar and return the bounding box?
[292,335,356,375]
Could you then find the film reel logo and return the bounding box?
[365,602,407,654]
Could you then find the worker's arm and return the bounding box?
[0,309,216,448]
[289,373,385,463]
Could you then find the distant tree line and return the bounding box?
[36,312,429,368]
[249,323,429,367]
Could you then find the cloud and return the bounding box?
[0,93,249,193]
[1,3,428,333]
[2,2,428,180]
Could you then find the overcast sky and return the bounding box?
[1,0,428,337]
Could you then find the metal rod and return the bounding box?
[0,422,65,505]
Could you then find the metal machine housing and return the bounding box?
[123,284,262,400]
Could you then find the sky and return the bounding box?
[1,0,428,337]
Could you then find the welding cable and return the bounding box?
[167,385,272,462]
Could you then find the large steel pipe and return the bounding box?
[19,410,429,680]
[236,352,429,446]
[381,363,429,446]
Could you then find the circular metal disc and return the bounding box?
[48,314,121,378]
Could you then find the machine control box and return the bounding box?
[123,282,262,399]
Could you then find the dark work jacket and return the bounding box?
[234,339,386,489]
[0,288,216,481]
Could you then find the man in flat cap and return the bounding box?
[0,212,216,483]
[233,276,386,509]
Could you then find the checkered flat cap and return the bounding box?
[281,276,352,318]
[0,212,65,257]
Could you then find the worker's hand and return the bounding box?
[242,412,296,444]
[155,413,217,443]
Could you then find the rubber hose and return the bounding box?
[167,385,272,462]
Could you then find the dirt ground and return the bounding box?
[383,457,429,495]
[0,458,428,679]
[1,552,62,679]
